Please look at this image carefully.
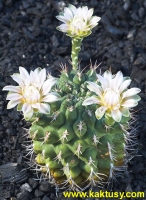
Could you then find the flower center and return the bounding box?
[22,86,40,104]
[103,89,120,110]
[69,17,87,35]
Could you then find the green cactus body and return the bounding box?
[29,68,130,189]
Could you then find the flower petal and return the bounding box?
[38,103,50,114]
[112,71,123,90]
[31,103,41,109]
[39,68,46,89]
[69,4,77,15]
[122,88,141,99]
[82,96,101,106]
[42,77,58,96]
[111,109,122,122]
[121,99,138,108]
[34,68,41,76]
[87,8,93,21]
[64,7,74,20]
[24,108,33,120]
[33,68,42,87]
[120,107,130,117]
[86,81,102,96]
[56,15,69,23]
[89,16,100,27]
[81,6,89,21]
[119,79,131,93]
[103,71,112,82]
[95,106,107,119]
[76,7,82,17]
[30,71,35,85]
[22,103,32,114]
[11,74,24,87]
[123,95,141,102]
[6,93,22,101]
[96,74,109,90]
[22,103,33,119]
[3,86,21,93]
[17,103,23,111]
[57,24,68,32]
[133,95,141,101]
[7,100,21,109]
[19,67,30,85]
[42,92,60,102]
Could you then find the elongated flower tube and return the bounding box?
[83,70,141,124]
[56,4,101,38]
[3,67,60,120]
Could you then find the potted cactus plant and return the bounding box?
[3,4,141,191]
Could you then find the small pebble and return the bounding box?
[39,181,51,193]
[34,189,45,198]
[20,183,32,192]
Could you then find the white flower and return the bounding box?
[56,4,101,38]
[83,71,141,122]
[3,67,60,120]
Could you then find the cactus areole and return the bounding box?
[3,4,141,191]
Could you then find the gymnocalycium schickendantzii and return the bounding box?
[3,4,141,191]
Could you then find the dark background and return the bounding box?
[0,0,146,199]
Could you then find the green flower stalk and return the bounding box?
[71,38,82,70]
[3,4,141,191]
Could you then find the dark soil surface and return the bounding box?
[0,0,146,199]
